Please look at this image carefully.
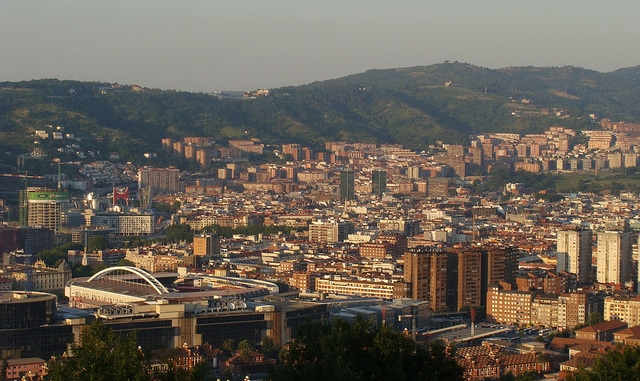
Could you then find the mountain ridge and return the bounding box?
[1,62,640,167]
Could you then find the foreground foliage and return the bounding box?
[46,321,148,381]
[45,321,211,381]
[571,345,640,381]
[267,317,464,381]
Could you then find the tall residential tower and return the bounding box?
[557,228,593,285]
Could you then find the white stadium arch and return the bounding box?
[87,266,170,294]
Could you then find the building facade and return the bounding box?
[604,296,640,326]
[193,234,221,256]
[0,291,73,359]
[403,247,448,310]
[371,170,387,198]
[90,211,155,235]
[314,276,404,299]
[447,248,483,312]
[308,220,355,243]
[138,167,180,194]
[486,284,533,326]
[25,188,70,234]
[556,228,592,285]
[339,170,355,201]
[596,230,631,285]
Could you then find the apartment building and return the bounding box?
[447,247,483,311]
[90,211,155,235]
[193,233,221,256]
[315,276,404,299]
[557,291,604,330]
[292,271,317,292]
[403,247,448,310]
[486,284,534,326]
[604,296,640,326]
[596,230,632,285]
[531,294,559,328]
[138,166,180,194]
[308,220,355,243]
[556,228,592,285]
[482,247,519,306]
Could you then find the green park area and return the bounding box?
[554,169,640,195]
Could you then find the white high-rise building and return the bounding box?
[596,230,632,285]
[26,188,70,234]
[556,228,592,285]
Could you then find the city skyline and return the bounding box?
[2,1,640,92]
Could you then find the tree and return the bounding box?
[37,242,83,267]
[164,224,193,244]
[46,320,149,381]
[88,235,107,251]
[261,336,278,359]
[117,259,136,267]
[237,339,252,352]
[221,339,235,353]
[571,345,640,380]
[267,317,464,381]
[0,358,7,381]
[587,312,604,326]
[574,312,604,331]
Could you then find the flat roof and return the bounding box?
[0,291,56,304]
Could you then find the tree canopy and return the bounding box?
[164,223,194,244]
[88,235,108,251]
[46,320,148,381]
[266,317,464,381]
[571,345,640,381]
[45,321,212,381]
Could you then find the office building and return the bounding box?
[0,291,73,359]
[557,228,593,285]
[339,170,355,201]
[371,170,386,198]
[71,226,114,248]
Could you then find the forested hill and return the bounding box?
[1,62,640,164]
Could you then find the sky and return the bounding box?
[2,1,640,92]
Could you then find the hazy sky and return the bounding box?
[2,1,639,92]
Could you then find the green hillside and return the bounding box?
[1,62,640,168]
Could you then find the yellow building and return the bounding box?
[604,296,640,326]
